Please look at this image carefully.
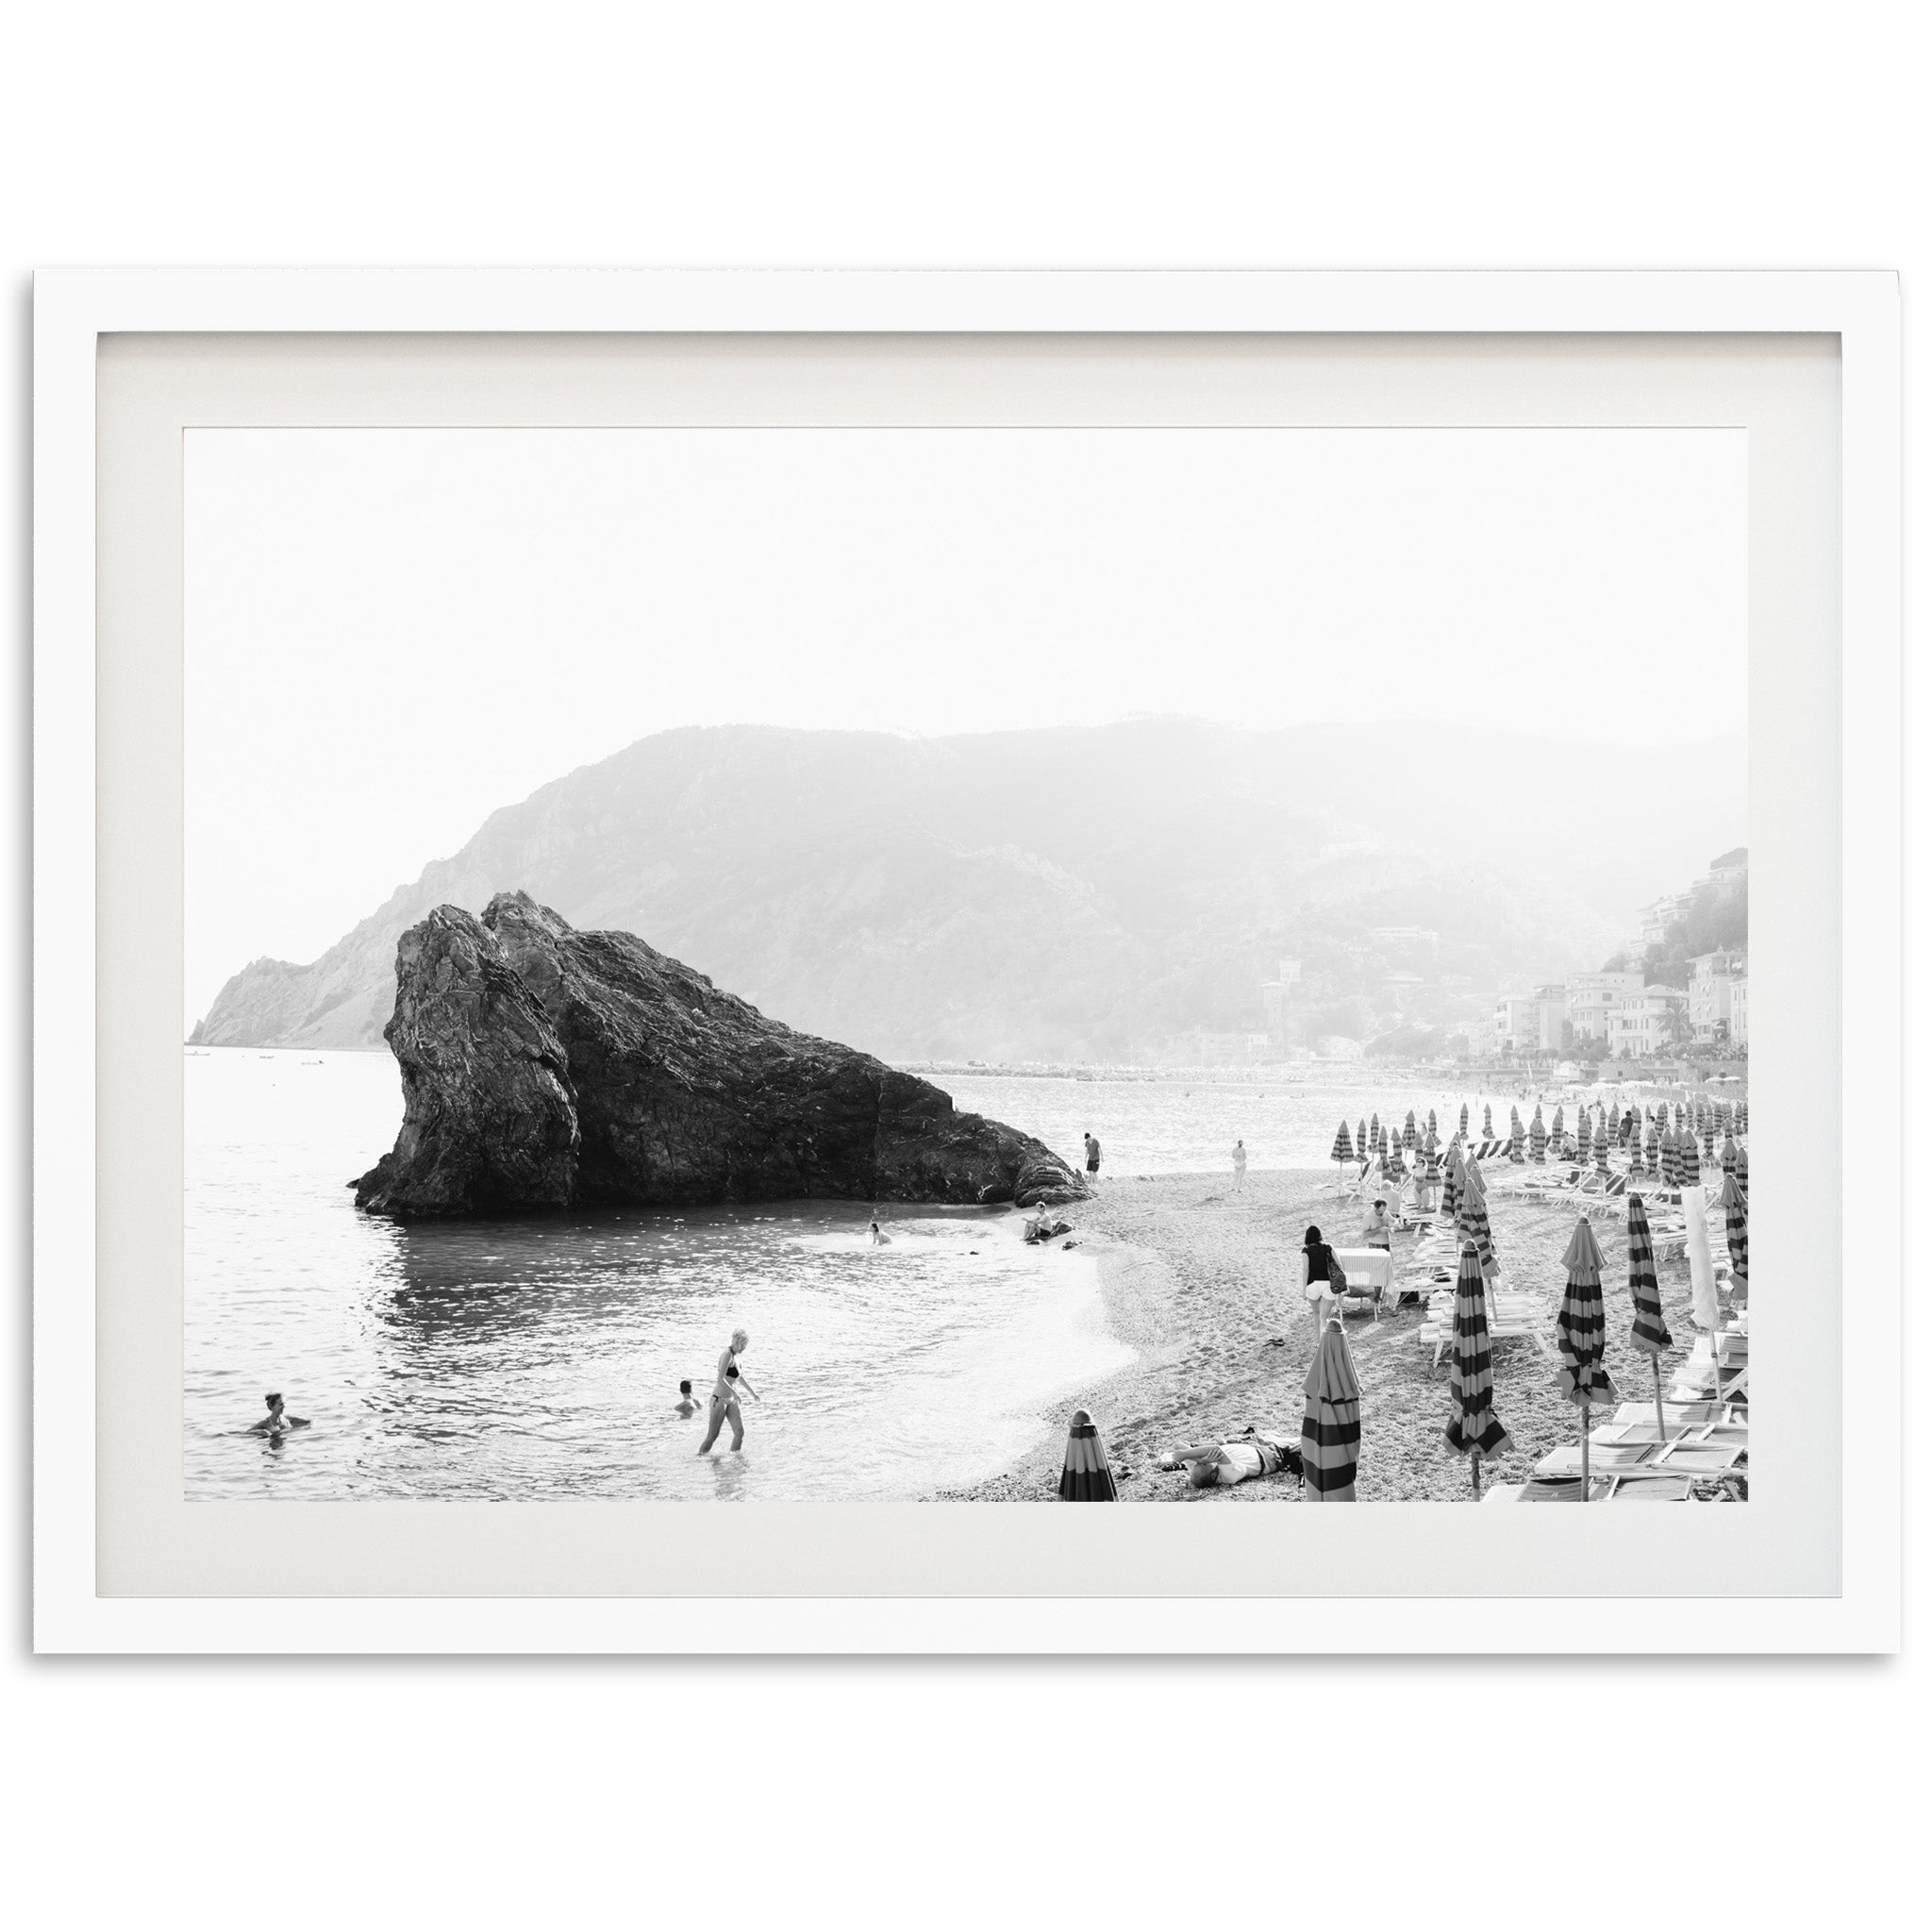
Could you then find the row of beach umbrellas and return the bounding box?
[1064,1136,1750,1502]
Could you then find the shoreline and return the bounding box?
[936,1163,1730,1502]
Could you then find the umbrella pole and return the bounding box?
[1579,1402,1591,1501]
[1652,1357,1667,1444]
[1470,1451,1481,1500]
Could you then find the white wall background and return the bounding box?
[5,5,1922,1928]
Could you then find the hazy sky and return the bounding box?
[185,425,1746,1023]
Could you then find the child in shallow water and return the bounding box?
[674,1379,700,1418]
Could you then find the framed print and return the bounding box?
[33,270,1900,1652]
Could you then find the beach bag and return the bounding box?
[1327,1254,1350,1294]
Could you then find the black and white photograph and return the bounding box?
[184,421,1751,1507]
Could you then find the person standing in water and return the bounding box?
[247,1392,308,1435]
[1231,1139,1247,1191]
[1083,1132,1102,1181]
[698,1328,760,1454]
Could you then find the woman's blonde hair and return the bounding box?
[731,1327,749,1347]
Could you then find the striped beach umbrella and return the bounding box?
[1329,1118,1355,1183]
[1591,1116,1609,1172]
[1509,1108,1524,1163]
[1058,1408,1117,1501]
[1556,1217,1621,1496]
[1740,1100,1749,1133]
[1356,1118,1369,1162]
[1702,1116,1717,1164]
[1440,1142,1464,1228]
[1422,1121,1439,1157]
[1456,1156,1497,1281]
[1528,1104,1547,1163]
[1720,1172,1748,1294]
[1551,1103,1565,1149]
[1643,1116,1660,1176]
[1482,1103,1493,1139]
[1301,1319,1362,1501]
[1627,1191,1673,1441]
[1443,1240,1513,1495]
[1370,1111,1380,1145]
[1720,1132,1739,1175]
[1735,1142,1749,1198]
[1459,1102,1470,1139]
[1428,1108,1438,1137]
[1403,1110,1418,1151]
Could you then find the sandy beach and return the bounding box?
[940,1163,1728,1502]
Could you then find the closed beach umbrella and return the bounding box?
[1720,1172,1748,1295]
[1404,1111,1418,1150]
[1735,1142,1749,1197]
[1440,1142,1463,1227]
[1428,1108,1439,1137]
[1423,1121,1439,1157]
[1058,1408,1117,1501]
[1528,1105,1547,1163]
[1643,1117,1660,1177]
[1456,1156,1497,1281]
[1702,1117,1717,1164]
[1509,1108,1524,1163]
[1626,1192,1674,1440]
[1370,1110,1380,1145]
[1591,1117,1609,1172]
[1329,1118,1354,1182]
[1684,1175,1724,1406]
[1444,1240,1513,1495]
[1556,1217,1621,1498]
[1551,1102,1565,1144]
[1358,1118,1370,1162]
[1740,1100,1749,1133]
[1482,1102,1493,1139]
[1301,1319,1363,1501]
[1721,1132,1739,1175]
[1459,1102,1470,1139]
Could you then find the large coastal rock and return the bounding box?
[353,891,1088,1218]
[351,907,579,1217]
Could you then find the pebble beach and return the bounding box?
[939,1164,1725,1502]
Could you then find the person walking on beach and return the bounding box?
[1231,1139,1247,1191]
[1303,1224,1343,1334]
[698,1328,760,1454]
[1083,1132,1102,1181]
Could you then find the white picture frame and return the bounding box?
[34,269,1901,1653]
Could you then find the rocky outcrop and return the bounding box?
[351,907,579,1217]
[353,891,1088,1219]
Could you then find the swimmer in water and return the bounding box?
[247,1391,308,1434]
[674,1378,700,1418]
[869,1217,892,1245]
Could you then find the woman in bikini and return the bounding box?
[697,1327,760,1453]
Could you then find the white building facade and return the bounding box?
[1567,970,1642,1042]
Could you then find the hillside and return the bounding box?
[192,718,1743,1062]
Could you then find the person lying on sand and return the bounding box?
[247,1392,308,1434]
[674,1379,700,1418]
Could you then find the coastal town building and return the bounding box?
[1729,976,1748,1046]
[1566,970,1642,1041]
[1492,988,1567,1054]
[1608,984,1689,1059]
[1688,949,1748,1041]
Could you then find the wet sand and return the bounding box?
[938,1164,1728,1502]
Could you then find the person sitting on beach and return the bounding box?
[674,1379,700,1418]
[247,1392,308,1435]
[1231,1139,1247,1191]
[1302,1224,1342,1330]
[1083,1132,1102,1180]
[1360,1198,1392,1250]
[869,1217,892,1245]
[698,1329,760,1454]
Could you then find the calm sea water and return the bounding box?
[184,1049,1687,1501]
